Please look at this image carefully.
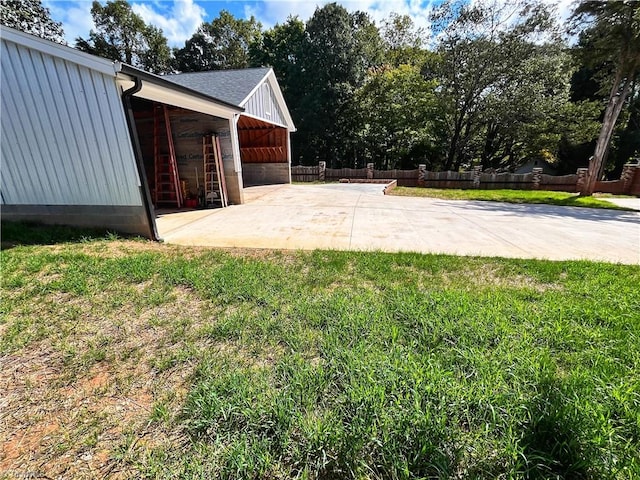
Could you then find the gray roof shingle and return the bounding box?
[165,68,271,106]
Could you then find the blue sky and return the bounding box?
[44,0,573,48]
[44,0,444,47]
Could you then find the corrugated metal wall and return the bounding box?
[243,83,286,127]
[1,39,142,206]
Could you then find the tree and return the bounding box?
[475,43,601,171]
[250,16,306,96]
[381,13,426,67]
[0,0,65,44]
[75,0,171,74]
[353,64,443,169]
[300,3,384,165]
[571,1,640,195]
[249,16,309,163]
[430,0,563,170]
[175,10,262,72]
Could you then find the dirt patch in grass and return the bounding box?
[456,266,564,292]
[44,239,171,258]
[389,263,563,293]
[0,285,215,479]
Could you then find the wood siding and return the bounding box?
[238,116,288,164]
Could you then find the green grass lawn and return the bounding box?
[2,223,639,479]
[388,187,634,210]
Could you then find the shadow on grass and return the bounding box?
[0,221,125,249]
[520,377,590,479]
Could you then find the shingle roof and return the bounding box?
[165,68,271,106]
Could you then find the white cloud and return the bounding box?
[347,0,434,37]
[243,0,435,37]
[44,1,95,44]
[243,1,328,28]
[132,0,206,46]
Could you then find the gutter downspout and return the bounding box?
[121,77,161,241]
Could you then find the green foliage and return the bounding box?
[294,3,384,166]
[75,0,172,74]
[0,0,64,43]
[353,64,443,169]
[175,10,262,72]
[249,16,306,94]
[381,13,427,67]
[3,233,638,478]
[571,1,640,79]
[429,0,595,172]
[570,0,640,191]
[0,221,121,246]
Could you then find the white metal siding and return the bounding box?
[243,83,286,127]
[1,39,142,206]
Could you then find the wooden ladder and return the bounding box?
[202,134,228,208]
[154,105,182,208]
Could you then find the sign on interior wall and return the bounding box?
[168,111,232,198]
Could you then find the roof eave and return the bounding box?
[265,71,296,132]
[0,25,117,76]
[115,62,244,114]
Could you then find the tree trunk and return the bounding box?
[446,115,463,171]
[581,67,635,195]
[481,123,498,169]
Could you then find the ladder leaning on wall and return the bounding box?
[202,134,228,208]
[153,105,182,208]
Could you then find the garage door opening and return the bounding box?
[239,115,290,187]
[130,97,233,211]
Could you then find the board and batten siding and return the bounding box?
[0,38,142,207]
[243,82,286,127]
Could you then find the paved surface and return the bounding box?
[605,197,640,211]
[156,184,640,264]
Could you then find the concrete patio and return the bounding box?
[156,184,640,264]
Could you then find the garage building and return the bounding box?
[0,26,295,240]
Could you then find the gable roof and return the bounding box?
[166,67,296,132]
[166,68,272,107]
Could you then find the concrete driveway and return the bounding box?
[156,184,640,264]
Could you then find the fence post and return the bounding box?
[621,163,637,194]
[318,161,326,182]
[418,164,426,187]
[576,168,588,193]
[532,167,543,190]
[367,163,374,180]
[473,166,482,188]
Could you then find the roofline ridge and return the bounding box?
[171,67,272,76]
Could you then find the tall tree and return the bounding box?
[75,0,171,74]
[431,0,562,171]
[301,3,384,165]
[250,16,306,96]
[571,0,640,195]
[353,64,443,169]
[475,43,600,170]
[175,10,262,72]
[0,0,65,43]
[381,13,426,67]
[250,16,309,162]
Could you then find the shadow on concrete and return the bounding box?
[446,200,640,226]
